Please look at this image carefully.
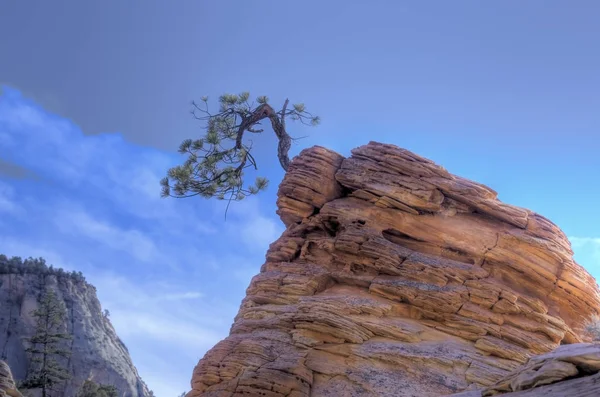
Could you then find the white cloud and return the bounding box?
[0,182,22,215]
[222,197,284,253]
[111,311,222,350]
[54,205,161,263]
[90,272,229,354]
[128,354,192,397]
[240,214,281,250]
[1,102,46,130]
[0,90,215,234]
[159,291,204,301]
[87,272,228,397]
[568,236,600,276]
[0,236,77,272]
[0,87,285,396]
[569,236,600,247]
[0,101,96,182]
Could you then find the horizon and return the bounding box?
[1,1,599,396]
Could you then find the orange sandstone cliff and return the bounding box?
[188,142,600,397]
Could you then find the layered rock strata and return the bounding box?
[451,343,600,396]
[0,361,22,397]
[189,142,600,396]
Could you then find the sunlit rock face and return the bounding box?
[188,141,600,397]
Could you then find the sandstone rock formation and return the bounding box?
[188,142,600,396]
[0,361,22,397]
[0,258,151,397]
[451,342,600,396]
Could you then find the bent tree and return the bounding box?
[160,93,319,210]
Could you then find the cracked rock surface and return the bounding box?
[188,142,600,397]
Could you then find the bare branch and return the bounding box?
[281,98,289,132]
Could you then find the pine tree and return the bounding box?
[21,289,72,397]
[160,93,319,215]
[76,380,118,397]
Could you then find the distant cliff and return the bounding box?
[0,256,151,397]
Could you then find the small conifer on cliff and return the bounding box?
[20,289,72,397]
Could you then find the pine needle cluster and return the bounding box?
[160,93,319,212]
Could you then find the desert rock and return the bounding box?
[451,343,600,396]
[0,361,22,397]
[189,142,600,396]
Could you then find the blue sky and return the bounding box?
[1,1,599,396]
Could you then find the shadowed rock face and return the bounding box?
[0,273,151,397]
[188,142,600,397]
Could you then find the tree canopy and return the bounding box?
[160,93,319,211]
[76,380,118,397]
[0,254,88,285]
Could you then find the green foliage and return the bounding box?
[0,254,88,285]
[161,92,319,214]
[21,289,72,397]
[76,380,118,397]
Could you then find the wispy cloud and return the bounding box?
[91,273,226,350]
[159,291,204,301]
[0,159,37,179]
[0,87,283,396]
[569,236,600,246]
[87,271,230,397]
[569,236,600,272]
[0,181,22,215]
[0,237,77,272]
[225,197,284,252]
[54,205,162,263]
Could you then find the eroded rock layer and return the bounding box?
[0,361,22,397]
[451,343,600,396]
[189,142,600,397]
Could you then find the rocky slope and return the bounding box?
[0,258,151,397]
[188,142,600,396]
